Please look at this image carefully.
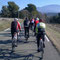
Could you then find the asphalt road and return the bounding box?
[0,27,60,60]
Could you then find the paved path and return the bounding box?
[0,28,60,60]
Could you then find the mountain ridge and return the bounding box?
[37,4,60,13]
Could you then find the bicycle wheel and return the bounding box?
[40,39,44,59]
[11,33,17,52]
[12,39,15,52]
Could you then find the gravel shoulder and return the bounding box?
[46,24,60,53]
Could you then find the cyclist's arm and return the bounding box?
[17,21,21,31]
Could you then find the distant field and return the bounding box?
[46,23,60,52]
[0,18,23,31]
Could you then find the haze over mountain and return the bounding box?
[37,4,60,13]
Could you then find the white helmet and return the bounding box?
[14,18,18,21]
[37,17,39,20]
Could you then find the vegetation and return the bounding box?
[0,1,47,20]
[1,1,60,23]
[0,2,19,18]
[46,24,60,52]
[47,13,60,24]
[0,18,23,31]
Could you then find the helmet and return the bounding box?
[25,17,28,20]
[14,18,18,21]
[39,19,44,22]
[36,18,39,20]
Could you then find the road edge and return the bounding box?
[46,34,60,55]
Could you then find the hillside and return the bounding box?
[37,4,60,13]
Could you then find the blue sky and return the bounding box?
[0,0,60,10]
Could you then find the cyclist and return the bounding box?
[30,18,35,30]
[24,17,30,38]
[11,18,21,46]
[36,18,46,52]
[34,17,39,36]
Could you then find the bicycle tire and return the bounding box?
[40,39,44,59]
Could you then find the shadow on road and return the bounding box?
[0,29,43,60]
[0,39,12,44]
[0,49,42,60]
[0,32,11,37]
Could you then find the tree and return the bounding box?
[24,4,40,19]
[58,13,60,17]
[8,2,19,17]
[19,10,30,19]
[25,4,36,13]
[1,6,10,17]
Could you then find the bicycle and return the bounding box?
[39,36,44,59]
[25,31,29,42]
[11,33,18,53]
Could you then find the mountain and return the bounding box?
[37,4,60,13]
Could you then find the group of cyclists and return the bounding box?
[11,17,46,52]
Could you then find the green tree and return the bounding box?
[8,1,19,17]
[1,6,10,17]
[19,10,30,19]
[25,4,36,13]
[25,4,40,19]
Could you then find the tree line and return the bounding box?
[48,13,60,24]
[0,1,44,20]
[1,1,60,24]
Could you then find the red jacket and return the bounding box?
[35,20,39,26]
[16,21,21,31]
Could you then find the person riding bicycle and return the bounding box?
[34,17,39,36]
[11,18,21,40]
[36,18,46,52]
[24,17,30,38]
[30,18,35,30]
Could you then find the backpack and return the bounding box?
[24,20,29,27]
[11,21,17,32]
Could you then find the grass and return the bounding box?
[0,18,23,31]
[0,20,12,31]
[46,24,60,52]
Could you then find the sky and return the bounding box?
[0,0,60,10]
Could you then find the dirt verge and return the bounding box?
[46,24,60,54]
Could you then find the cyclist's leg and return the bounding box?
[36,34,40,51]
[34,26,36,36]
[33,23,34,31]
[31,23,33,30]
[26,27,29,37]
[13,33,17,46]
[25,27,26,36]
[11,34,14,39]
[28,27,29,37]
[42,33,45,48]
[11,31,14,39]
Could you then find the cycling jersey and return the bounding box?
[24,20,30,27]
[35,20,39,26]
[11,20,21,33]
[36,22,46,33]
